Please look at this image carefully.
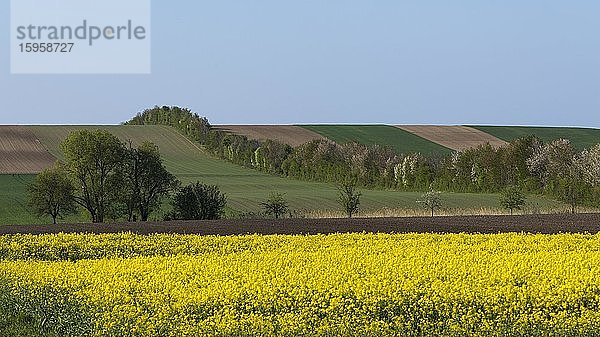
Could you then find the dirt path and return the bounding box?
[2,213,599,235]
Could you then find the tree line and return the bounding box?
[126,106,600,212]
[28,130,226,224]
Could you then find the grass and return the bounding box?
[0,175,38,225]
[0,174,566,225]
[300,125,452,155]
[472,125,600,151]
[0,125,571,225]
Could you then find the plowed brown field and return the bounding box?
[2,213,599,235]
[396,125,507,151]
[0,126,56,174]
[215,125,326,147]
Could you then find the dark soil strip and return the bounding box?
[1,214,600,235]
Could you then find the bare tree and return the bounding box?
[338,181,361,218]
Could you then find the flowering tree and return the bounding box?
[417,189,442,217]
[579,144,600,187]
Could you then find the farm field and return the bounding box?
[2,232,600,336]
[0,172,567,225]
[2,213,600,235]
[0,175,40,225]
[214,125,326,147]
[472,125,600,150]
[300,125,453,155]
[0,125,565,225]
[2,125,594,225]
[396,125,507,151]
[0,126,55,174]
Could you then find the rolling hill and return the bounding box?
[213,125,326,147]
[0,126,56,174]
[471,126,600,151]
[220,124,600,153]
[300,125,453,155]
[396,126,507,151]
[0,124,570,225]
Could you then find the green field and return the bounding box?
[300,125,452,155]
[472,126,600,150]
[0,172,566,224]
[0,125,570,225]
[0,175,38,225]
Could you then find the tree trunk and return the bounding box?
[52,215,57,225]
[140,207,149,222]
[431,207,434,218]
[89,209,98,223]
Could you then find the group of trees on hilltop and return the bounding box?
[28,129,227,224]
[124,106,600,212]
[127,106,211,143]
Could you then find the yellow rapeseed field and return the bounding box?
[1,233,600,336]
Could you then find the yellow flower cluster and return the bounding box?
[1,233,600,336]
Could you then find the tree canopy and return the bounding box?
[27,162,77,224]
[61,129,126,223]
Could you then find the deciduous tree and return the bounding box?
[499,186,526,215]
[261,193,289,219]
[28,162,77,224]
[418,189,442,217]
[122,142,179,221]
[338,181,361,218]
[61,130,126,223]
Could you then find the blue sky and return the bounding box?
[1,1,599,126]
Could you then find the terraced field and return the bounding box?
[473,126,600,150]
[301,125,452,155]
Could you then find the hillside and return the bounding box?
[396,126,507,151]
[27,125,342,211]
[0,125,569,224]
[300,125,453,155]
[217,124,600,153]
[214,125,325,147]
[0,126,56,174]
[472,126,600,150]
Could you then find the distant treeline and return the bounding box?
[126,106,600,210]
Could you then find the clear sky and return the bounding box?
[1,1,599,126]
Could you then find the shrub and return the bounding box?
[171,182,227,220]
